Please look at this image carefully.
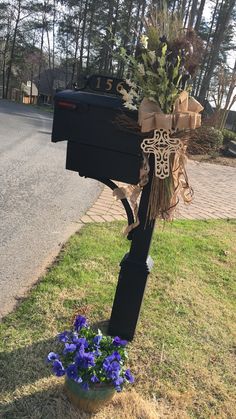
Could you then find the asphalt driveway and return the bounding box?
[0,100,101,318]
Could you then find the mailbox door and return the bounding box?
[52,90,142,184]
[52,91,141,155]
[66,141,142,185]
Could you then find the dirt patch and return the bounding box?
[189,154,236,168]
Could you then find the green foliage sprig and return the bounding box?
[117,34,192,114]
[114,14,202,114]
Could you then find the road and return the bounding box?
[0,100,101,318]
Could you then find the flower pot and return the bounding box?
[64,377,115,413]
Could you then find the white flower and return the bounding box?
[137,63,145,76]
[140,35,149,49]
[120,87,133,103]
[129,88,139,98]
[124,102,138,111]
[126,79,137,89]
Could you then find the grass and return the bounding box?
[0,220,236,419]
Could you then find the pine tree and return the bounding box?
[198,0,236,103]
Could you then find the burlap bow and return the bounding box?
[138,91,204,133]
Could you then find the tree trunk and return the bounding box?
[194,0,206,32]
[219,60,236,129]
[188,0,198,28]
[109,0,121,74]
[117,0,134,77]
[78,0,89,79]
[70,2,83,86]
[184,0,192,27]
[65,33,68,86]
[102,0,115,74]
[52,0,56,72]
[2,31,10,99]
[130,0,141,56]
[6,0,21,99]
[86,0,96,71]
[138,0,147,35]
[171,0,177,15]
[180,0,187,20]
[37,21,45,104]
[71,28,80,86]
[194,0,220,97]
[198,0,236,103]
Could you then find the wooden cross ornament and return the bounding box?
[141,129,182,179]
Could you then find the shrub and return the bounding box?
[178,126,224,155]
[222,129,236,145]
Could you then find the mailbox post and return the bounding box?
[108,157,155,341]
[52,75,156,341]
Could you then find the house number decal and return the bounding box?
[88,75,126,95]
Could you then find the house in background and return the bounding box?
[203,101,236,132]
[21,81,38,104]
[37,68,72,104]
[225,110,236,132]
[11,81,38,104]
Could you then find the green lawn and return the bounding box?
[0,220,236,418]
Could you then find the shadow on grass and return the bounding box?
[1,384,92,419]
[0,337,56,393]
[0,320,111,394]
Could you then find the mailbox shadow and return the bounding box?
[1,384,94,418]
[0,107,52,122]
[1,337,56,393]
[38,130,51,135]
[15,112,52,122]
[1,322,111,418]
[1,320,110,394]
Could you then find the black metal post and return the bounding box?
[108,159,155,341]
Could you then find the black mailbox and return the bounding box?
[52,82,142,185]
[51,76,156,341]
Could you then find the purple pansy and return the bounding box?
[76,337,89,349]
[125,369,134,383]
[75,351,96,369]
[73,315,87,332]
[93,334,103,346]
[52,359,65,377]
[58,331,70,343]
[47,316,134,392]
[63,343,77,354]
[66,364,82,383]
[82,382,90,391]
[112,336,128,347]
[94,348,102,357]
[105,352,121,363]
[71,334,88,348]
[113,376,124,392]
[103,354,121,381]
[91,374,99,383]
[47,352,59,362]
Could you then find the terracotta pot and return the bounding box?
[64,377,115,413]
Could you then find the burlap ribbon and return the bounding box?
[113,92,202,234]
[113,154,149,236]
[138,91,204,133]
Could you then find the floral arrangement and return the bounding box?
[117,12,203,114]
[112,12,204,225]
[47,315,134,392]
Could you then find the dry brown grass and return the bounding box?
[1,380,161,419]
